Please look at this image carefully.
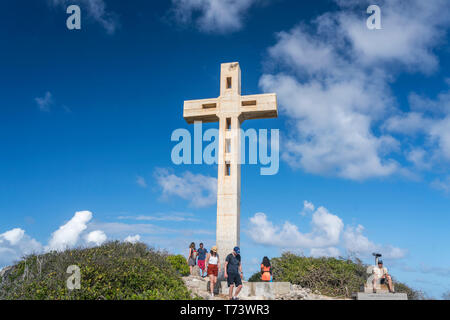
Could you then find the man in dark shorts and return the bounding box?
[224,246,243,300]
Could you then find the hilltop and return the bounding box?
[0,243,424,300]
[0,241,192,300]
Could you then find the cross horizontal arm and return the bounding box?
[183,98,220,124]
[239,93,277,121]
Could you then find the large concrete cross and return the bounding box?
[183,62,277,267]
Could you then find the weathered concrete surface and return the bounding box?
[220,281,297,299]
[363,278,394,292]
[183,276,344,300]
[353,292,408,300]
[183,62,278,266]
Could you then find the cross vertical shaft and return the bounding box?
[183,62,277,271]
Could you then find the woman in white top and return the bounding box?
[206,246,220,297]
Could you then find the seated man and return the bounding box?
[372,260,394,293]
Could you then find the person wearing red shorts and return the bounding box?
[206,246,220,297]
[197,243,208,277]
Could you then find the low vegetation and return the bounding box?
[0,241,191,300]
[248,252,424,300]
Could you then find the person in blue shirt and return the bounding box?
[197,243,208,277]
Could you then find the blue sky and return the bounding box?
[0,0,449,298]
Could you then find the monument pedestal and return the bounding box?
[353,292,408,300]
[353,283,407,300]
[219,281,292,299]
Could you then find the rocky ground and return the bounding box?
[182,274,345,300]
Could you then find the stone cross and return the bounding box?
[183,62,277,268]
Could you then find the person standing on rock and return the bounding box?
[224,246,243,300]
[187,242,197,275]
[206,246,220,298]
[197,243,208,278]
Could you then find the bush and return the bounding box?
[248,271,262,282]
[394,281,426,300]
[269,252,422,299]
[271,252,365,298]
[167,255,190,277]
[0,241,192,300]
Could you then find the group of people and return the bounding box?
[187,242,273,300]
[188,243,395,298]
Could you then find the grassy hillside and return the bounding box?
[0,242,192,300]
[248,252,424,300]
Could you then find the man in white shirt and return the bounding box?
[372,260,394,293]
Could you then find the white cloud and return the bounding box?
[248,201,406,260]
[0,228,42,267]
[170,0,262,34]
[47,211,92,251]
[248,206,343,249]
[384,83,450,171]
[155,169,217,208]
[50,0,118,34]
[300,200,315,216]
[35,91,53,112]
[338,0,449,73]
[136,175,147,188]
[124,235,141,244]
[343,224,407,259]
[431,176,450,194]
[0,228,25,245]
[85,230,107,246]
[260,0,450,180]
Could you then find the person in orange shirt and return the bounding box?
[260,256,272,282]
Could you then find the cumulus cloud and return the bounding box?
[248,201,406,260]
[343,225,406,259]
[50,0,118,34]
[46,211,93,251]
[0,228,42,267]
[383,82,450,179]
[124,235,141,244]
[338,0,449,73]
[260,0,450,180]
[35,91,53,112]
[155,168,217,208]
[248,206,344,249]
[300,200,315,216]
[85,230,107,246]
[170,0,262,34]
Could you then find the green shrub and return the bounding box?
[394,281,426,300]
[248,271,262,282]
[271,252,365,298]
[270,252,421,299]
[0,241,192,300]
[167,255,190,277]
